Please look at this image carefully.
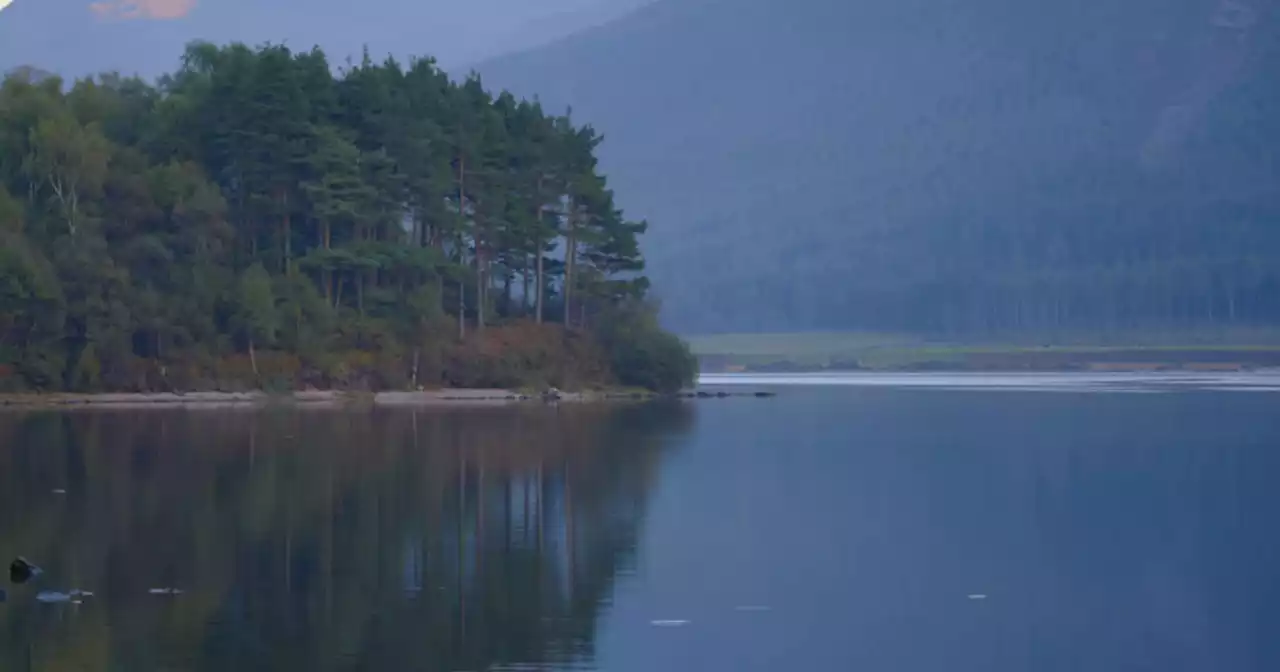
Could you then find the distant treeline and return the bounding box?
[0,42,696,392]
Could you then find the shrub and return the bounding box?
[593,301,697,393]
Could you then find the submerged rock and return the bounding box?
[36,591,72,603]
[35,589,94,604]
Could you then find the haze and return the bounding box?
[0,0,652,73]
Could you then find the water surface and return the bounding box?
[2,379,1279,671]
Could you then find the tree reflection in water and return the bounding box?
[0,402,694,671]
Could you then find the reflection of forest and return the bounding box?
[0,403,694,671]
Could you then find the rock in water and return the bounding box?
[10,557,41,584]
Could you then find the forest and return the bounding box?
[0,41,696,393]
[481,0,1280,336]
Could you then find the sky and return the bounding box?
[0,0,651,73]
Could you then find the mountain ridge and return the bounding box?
[478,0,1280,333]
[0,0,650,77]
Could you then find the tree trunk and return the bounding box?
[475,249,486,333]
[411,346,420,389]
[280,189,292,276]
[457,278,466,341]
[503,271,513,318]
[533,176,546,324]
[521,258,531,316]
[248,337,259,380]
[563,200,576,327]
[322,220,332,301]
[357,274,365,316]
[536,250,545,324]
[458,153,471,339]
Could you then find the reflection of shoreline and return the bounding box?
[0,389,666,409]
[0,404,695,671]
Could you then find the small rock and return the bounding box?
[967,594,988,600]
[10,557,41,584]
[51,489,66,495]
[650,619,690,627]
[149,588,184,595]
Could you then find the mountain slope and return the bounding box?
[479,0,1280,333]
[0,0,648,76]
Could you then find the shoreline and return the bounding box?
[0,390,599,409]
[692,335,1280,375]
[710,362,1271,375]
[0,388,774,410]
[699,348,1280,375]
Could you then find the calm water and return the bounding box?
[3,376,1280,671]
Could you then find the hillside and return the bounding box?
[478,0,1280,335]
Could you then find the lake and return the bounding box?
[2,373,1280,671]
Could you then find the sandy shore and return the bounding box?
[0,387,774,410]
[0,389,557,409]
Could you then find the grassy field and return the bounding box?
[687,332,921,358]
[687,331,1280,372]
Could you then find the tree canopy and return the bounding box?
[0,42,696,393]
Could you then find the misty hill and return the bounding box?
[479,0,1280,335]
[0,0,650,76]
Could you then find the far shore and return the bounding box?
[0,388,773,410]
[708,361,1276,375]
[693,339,1280,375]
